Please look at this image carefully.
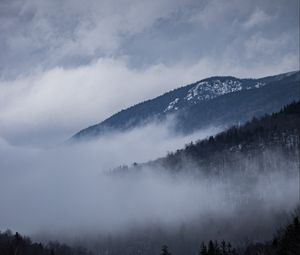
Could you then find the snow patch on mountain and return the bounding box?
[254,82,265,88]
[164,98,179,112]
[184,80,243,103]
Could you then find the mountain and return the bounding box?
[71,71,300,141]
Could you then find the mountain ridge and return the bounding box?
[71,70,300,141]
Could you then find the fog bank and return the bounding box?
[0,123,298,244]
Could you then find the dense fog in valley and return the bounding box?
[0,122,219,233]
[0,120,298,252]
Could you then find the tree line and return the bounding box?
[1,214,299,255]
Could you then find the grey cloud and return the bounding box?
[242,8,273,29]
[0,0,194,77]
[0,0,298,77]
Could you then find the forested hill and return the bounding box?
[116,100,300,175]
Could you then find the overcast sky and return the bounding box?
[0,0,299,146]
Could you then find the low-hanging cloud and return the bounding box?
[0,123,218,234]
[0,121,298,245]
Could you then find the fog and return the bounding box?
[0,122,219,232]
[0,122,298,247]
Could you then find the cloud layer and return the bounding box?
[0,125,298,240]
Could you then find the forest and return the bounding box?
[113,101,300,177]
[158,101,300,173]
[1,213,299,254]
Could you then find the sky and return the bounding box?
[0,0,299,145]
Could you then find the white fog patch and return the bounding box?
[0,123,220,233]
[0,122,298,240]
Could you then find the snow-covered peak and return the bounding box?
[163,78,266,113]
[184,79,242,102]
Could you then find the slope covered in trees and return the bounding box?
[147,100,300,175]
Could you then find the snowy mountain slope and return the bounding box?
[163,77,263,113]
[71,71,300,141]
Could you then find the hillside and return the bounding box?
[112,100,300,175]
[156,100,300,173]
[72,71,300,141]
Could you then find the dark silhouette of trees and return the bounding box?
[199,240,235,255]
[277,216,300,255]
[0,214,299,255]
[199,242,208,255]
[245,213,300,255]
[160,245,172,255]
[0,230,93,255]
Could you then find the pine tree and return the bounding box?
[277,216,300,255]
[208,240,215,255]
[160,244,172,255]
[220,240,227,255]
[199,242,208,255]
